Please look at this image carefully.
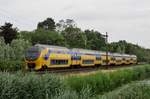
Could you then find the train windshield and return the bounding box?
[25,47,41,61]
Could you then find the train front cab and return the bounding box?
[25,46,72,70]
[26,59,43,70]
[25,47,48,70]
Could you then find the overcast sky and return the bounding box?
[0,0,150,48]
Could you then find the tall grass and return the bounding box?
[98,80,150,99]
[65,65,150,96]
[0,72,64,99]
[0,65,150,99]
[53,87,92,99]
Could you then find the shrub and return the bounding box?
[53,86,92,99]
[0,37,31,61]
[10,39,31,60]
[0,72,64,99]
[99,80,150,99]
[0,37,31,72]
[65,65,150,96]
[0,60,25,72]
[54,90,79,99]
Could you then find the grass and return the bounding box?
[65,64,150,95]
[0,64,150,99]
[0,72,64,99]
[97,80,150,99]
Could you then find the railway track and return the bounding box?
[36,63,148,74]
[38,67,98,74]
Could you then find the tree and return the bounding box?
[18,31,33,42]
[108,40,127,53]
[65,19,76,28]
[0,36,31,60]
[11,39,31,60]
[62,27,86,48]
[0,37,5,59]
[56,19,76,32]
[0,22,17,44]
[31,29,66,46]
[37,18,56,31]
[109,40,150,62]
[116,46,122,53]
[4,44,15,60]
[84,30,105,50]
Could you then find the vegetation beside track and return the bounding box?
[0,64,150,99]
[97,80,150,99]
[65,64,150,96]
[0,60,25,72]
[65,64,148,76]
[0,72,63,99]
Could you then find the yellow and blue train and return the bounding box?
[25,44,137,70]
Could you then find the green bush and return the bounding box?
[65,65,150,96]
[98,80,150,99]
[0,37,31,61]
[0,65,150,99]
[0,60,25,71]
[0,72,64,99]
[53,86,92,99]
[10,39,31,60]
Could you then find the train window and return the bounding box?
[112,57,115,61]
[51,60,68,65]
[77,56,81,60]
[116,60,121,62]
[25,47,41,61]
[83,60,94,64]
[110,57,113,60]
[110,57,115,61]
[103,60,110,63]
[71,56,81,60]
[96,57,101,60]
[71,56,74,60]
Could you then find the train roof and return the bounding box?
[72,48,105,55]
[33,44,137,57]
[111,53,137,58]
[130,55,137,58]
[35,44,69,51]
[72,48,114,56]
